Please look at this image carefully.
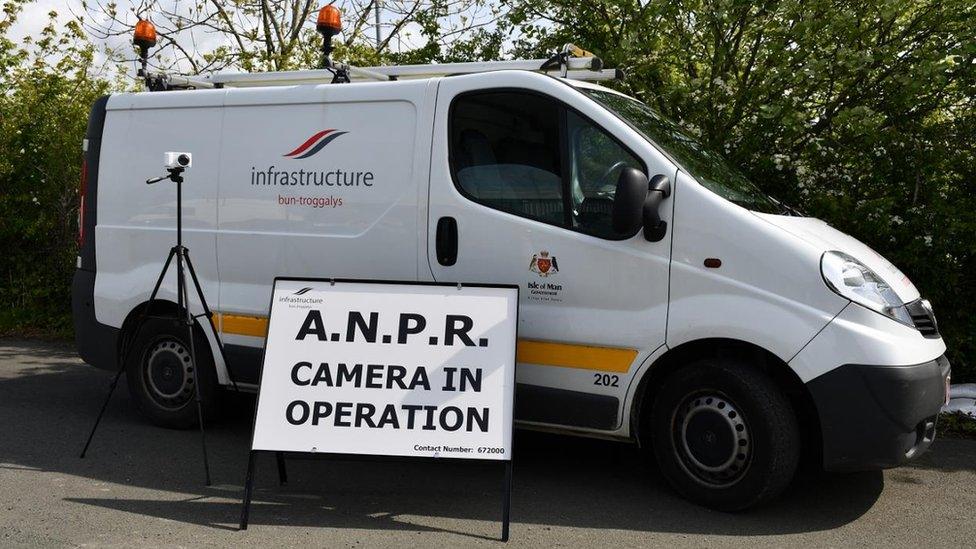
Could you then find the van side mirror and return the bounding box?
[643,174,671,242]
[611,167,649,235]
[612,168,672,242]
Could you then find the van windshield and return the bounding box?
[581,89,783,214]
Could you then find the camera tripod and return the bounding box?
[80,165,236,486]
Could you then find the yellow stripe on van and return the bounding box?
[219,313,268,338]
[516,340,637,373]
[216,313,637,372]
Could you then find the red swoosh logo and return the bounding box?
[283,129,336,157]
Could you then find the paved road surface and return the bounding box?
[1,339,974,547]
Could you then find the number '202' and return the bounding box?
[593,374,619,387]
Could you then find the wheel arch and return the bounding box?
[629,338,821,464]
[118,299,180,353]
[117,299,228,383]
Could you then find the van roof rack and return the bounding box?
[142,44,623,91]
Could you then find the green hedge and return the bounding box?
[1,12,107,338]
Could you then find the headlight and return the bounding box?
[820,251,913,326]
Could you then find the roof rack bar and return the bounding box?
[165,75,216,89]
[358,56,600,78]
[205,69,333,87]
[346,65,390,81]
[204,57,608,88]
[148,44,616,90]
[565,68,624,82]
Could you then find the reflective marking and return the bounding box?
[517,340,637,372]
[216,313,637,372]
[218,313,268,338]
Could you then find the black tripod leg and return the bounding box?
[276,452,288,486]
[80,247,177,459]
[79,368,125,458]
[145,247,178,311]
[180,249,212,486]
[184,250,239,393]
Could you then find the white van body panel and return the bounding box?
[756,214,921,303]
[427,71,678,433]
[95,92,223,329]
[215,81,433,343]
[666,172,849,371]
[94,82,435,382]
[790,302,947,381]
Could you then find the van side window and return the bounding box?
[566,110,644,239]
[449,90,645,239]
[450,92,564,226]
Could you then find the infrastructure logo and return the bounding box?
[279,287,324,308]
[283,129,348,159]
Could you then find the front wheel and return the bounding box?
[124,316,217,429]
[649,358,800,511]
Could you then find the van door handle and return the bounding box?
[436,217,458,266]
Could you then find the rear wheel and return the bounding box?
[124,316,217,429]
[649,358,800,511]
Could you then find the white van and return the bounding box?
[72,60,949,511]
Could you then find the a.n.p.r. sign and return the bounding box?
[250,278,518,461]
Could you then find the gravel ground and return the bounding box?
[1,338,974,548]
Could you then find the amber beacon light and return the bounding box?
[317,5,342,34]
[133,19,157,80]
[133,19,157,50]
[317,5,342,67]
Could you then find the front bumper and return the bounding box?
[807,354,950,471]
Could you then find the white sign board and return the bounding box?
[250,279,518,461]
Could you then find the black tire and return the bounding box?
[649,358,800,511]
[124,316,217,429]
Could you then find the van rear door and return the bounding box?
[427,72,677,432]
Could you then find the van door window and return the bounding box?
[449,90,645,239]
[566,110,643,239]
[450,91,564,226]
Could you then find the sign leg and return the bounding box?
[239,451,257,530]
[501,461,513,542]
[276,452,288,486]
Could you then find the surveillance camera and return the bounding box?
[164,152,192,169]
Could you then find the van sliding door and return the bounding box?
[214,83,434,383]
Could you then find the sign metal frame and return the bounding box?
[238,277,519,541]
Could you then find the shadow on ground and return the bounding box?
[0,338,910,537]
